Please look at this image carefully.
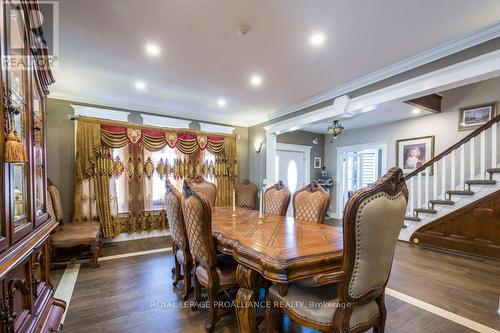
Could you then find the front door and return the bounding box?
[276,149,306,217]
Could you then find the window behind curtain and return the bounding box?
[204,150,216,184]
[112,147,129,213]
[144,146,178,211]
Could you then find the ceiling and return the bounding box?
[301,101,431,134]
[50,0,500,126]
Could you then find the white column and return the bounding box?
[265,133,277,186]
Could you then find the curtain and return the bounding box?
[73,117,237,239]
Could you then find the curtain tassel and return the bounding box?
[5,130,27,163]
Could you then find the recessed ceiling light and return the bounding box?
[412,108,421,114]
[135,80,146,90]
[310,32,326,47]
[250,75,263,87]
[145,43,161,57]
[217,98,227,107]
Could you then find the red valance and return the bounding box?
[100,124,225,155]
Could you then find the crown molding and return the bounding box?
[268,21,500,121]
[48,92,251,128]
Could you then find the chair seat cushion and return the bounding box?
[195,254,237,287]
[61,222,100,232]
[51,225,100,246]
[269,284,380,329]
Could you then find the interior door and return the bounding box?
[276,150,305,217]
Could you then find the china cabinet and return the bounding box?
[0,1,65,332]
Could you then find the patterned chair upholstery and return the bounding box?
[186,175,217,207]
[49,183,102,268]
[165,180,192,301]
[266,167,408,333]
[293,181,330,223]
[264,180,291,216]
[181,181,238,331]
[235,179,258,209]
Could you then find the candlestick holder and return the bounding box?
[231,211,237,220]
[258,216,264,225]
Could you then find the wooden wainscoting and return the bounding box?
[411,190,500,260]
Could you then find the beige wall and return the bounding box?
[325,76,500,216]
[46,98,249,221]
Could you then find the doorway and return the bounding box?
[276,143,311,216]
[335,142,387,218]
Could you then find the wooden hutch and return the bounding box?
[0,0,65,332]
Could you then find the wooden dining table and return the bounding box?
[212,207,344,333]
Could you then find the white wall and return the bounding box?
[326,76,500,216]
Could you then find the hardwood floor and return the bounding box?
[55,236,500,332]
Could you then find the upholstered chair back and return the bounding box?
[48,184,64,223]
[292,181,330,223]
[181,181,217,268]
[46,190,57,222]
[165,180,188,251]
[235,179,258,209]
[264,180,291,216]
[338,167,407,305]
[186,175,217,207]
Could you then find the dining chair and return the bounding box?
[48,183,102,268]
[186,175,217,207]
[292,180,330,223]
[165,179,192,301]
[265,167,408,333]
[181,181,238,332]
[264,180,291,216]
[236,179,258,209]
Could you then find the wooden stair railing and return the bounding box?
[403,113,500,224]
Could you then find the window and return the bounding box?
[204,150,216,184]
[287,160,298,192]
[144,146,178,210]
[112,147,129,213]
[345,149,381,194]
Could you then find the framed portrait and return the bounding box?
[396,136,435,175]
[458,102,497,131]
[313,157,321,169]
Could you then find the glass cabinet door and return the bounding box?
[33,83,46,222]
[6,2,31,239]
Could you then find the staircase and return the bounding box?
[399,114,500,242]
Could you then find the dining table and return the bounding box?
[212,206,344,333]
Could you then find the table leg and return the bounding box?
[236,264,261,333]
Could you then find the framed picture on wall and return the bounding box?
[313,157,321,169]
[396,136,435,175]
[458,102,497,131]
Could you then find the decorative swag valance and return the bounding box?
[73,116,238,239]
[100,124,226,154]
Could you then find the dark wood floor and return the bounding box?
[55,235,500,333]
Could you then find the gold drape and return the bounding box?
[73,117,237,239]
[75,121,101,179]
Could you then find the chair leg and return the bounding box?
[265,299,283,333]
[192,264,202,311]
[182,258,192,301]
[206,268,220,332]
[374,292,387,333]
[172,244,182,287]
